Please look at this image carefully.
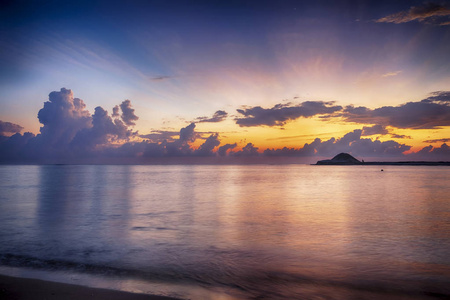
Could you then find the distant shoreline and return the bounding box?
[315,153,450,166]
[315,161,450,166]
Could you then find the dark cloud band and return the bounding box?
[235,101,342,127]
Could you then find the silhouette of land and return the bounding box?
[316,153,450,166]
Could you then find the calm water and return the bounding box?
[0,165,449,299]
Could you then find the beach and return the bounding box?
[0,274,181,300]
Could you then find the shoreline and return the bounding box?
[0,274,183,300]
[315,162,450,165]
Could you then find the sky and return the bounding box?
[1,0,450,163]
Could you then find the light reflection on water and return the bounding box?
[0,165,449,299]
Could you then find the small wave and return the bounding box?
[1,253,449,299]
[0,253,169,281]
[131,226,175,231]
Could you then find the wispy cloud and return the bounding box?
[390,134,412,139]
[0,120,23,135]
[382,70,402,77]
[150,76,173,81]
[376,3,450,25]
[424,138,450,143]
[265,131,345,141]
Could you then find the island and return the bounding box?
[316,153,450,166]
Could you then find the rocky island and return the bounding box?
[316,153,362,165]
[316,153,450,166]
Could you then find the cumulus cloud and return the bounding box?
[411,143,450,160]
[36,88,92,149]
[70,106,135,152]
[0,88,142,162]
[0,90,220,161]
[0,132,35,161]
[195,110,228,123]
[179,123,196,143]
[341,92,450,129]
[376,3,450,25]
[140,123,201,158]
[233,143,260,156]
[1,88,449,163]
[264,129,411,158]
[112,105,120,117]
[120,100,139,126]
[218,143,237,156]
[195,133,220,156]
[236,101,342,127]
[362,125,389,136]
[0,120,23,135]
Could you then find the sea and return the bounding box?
[0,164,449,299]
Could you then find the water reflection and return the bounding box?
[0,165,449,299]
[35,165,134,263]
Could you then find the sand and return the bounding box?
[0,274,182,300]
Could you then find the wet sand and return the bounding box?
[0,274,182,300]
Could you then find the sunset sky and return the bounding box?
[1,0,450,163]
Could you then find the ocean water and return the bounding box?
[0,164,449,299]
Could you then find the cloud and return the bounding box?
[70,106,135,152]
[0,120,23,135]
[362,125,389,136]
[390,134,412,139]
[232,143,259,156]
[140,130,179,143]
[429,143,450,156]
[141,123,201,158]
[120,100,139,126]
[0,89,222,160]
[194,133,220,156]
[382,70,402,77]
[138,124,224,158]
[423,138,450,143]
[265,131,344,141]
[264,129,411,158]
[150,76,172,81]
[1,88,449,163]
[0,88,141,162]
[376,3,450,25]
[0,132,35,161]
[112,105,120,117]
[218,143,237,156]
[341,91,450,129]
[179,123,196,143]
[423,91,450,103]
[34,88,92,154]
[264,146,313,157]
[411,143,450,160]
[235,101,342,127]
[195,110,228,123]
